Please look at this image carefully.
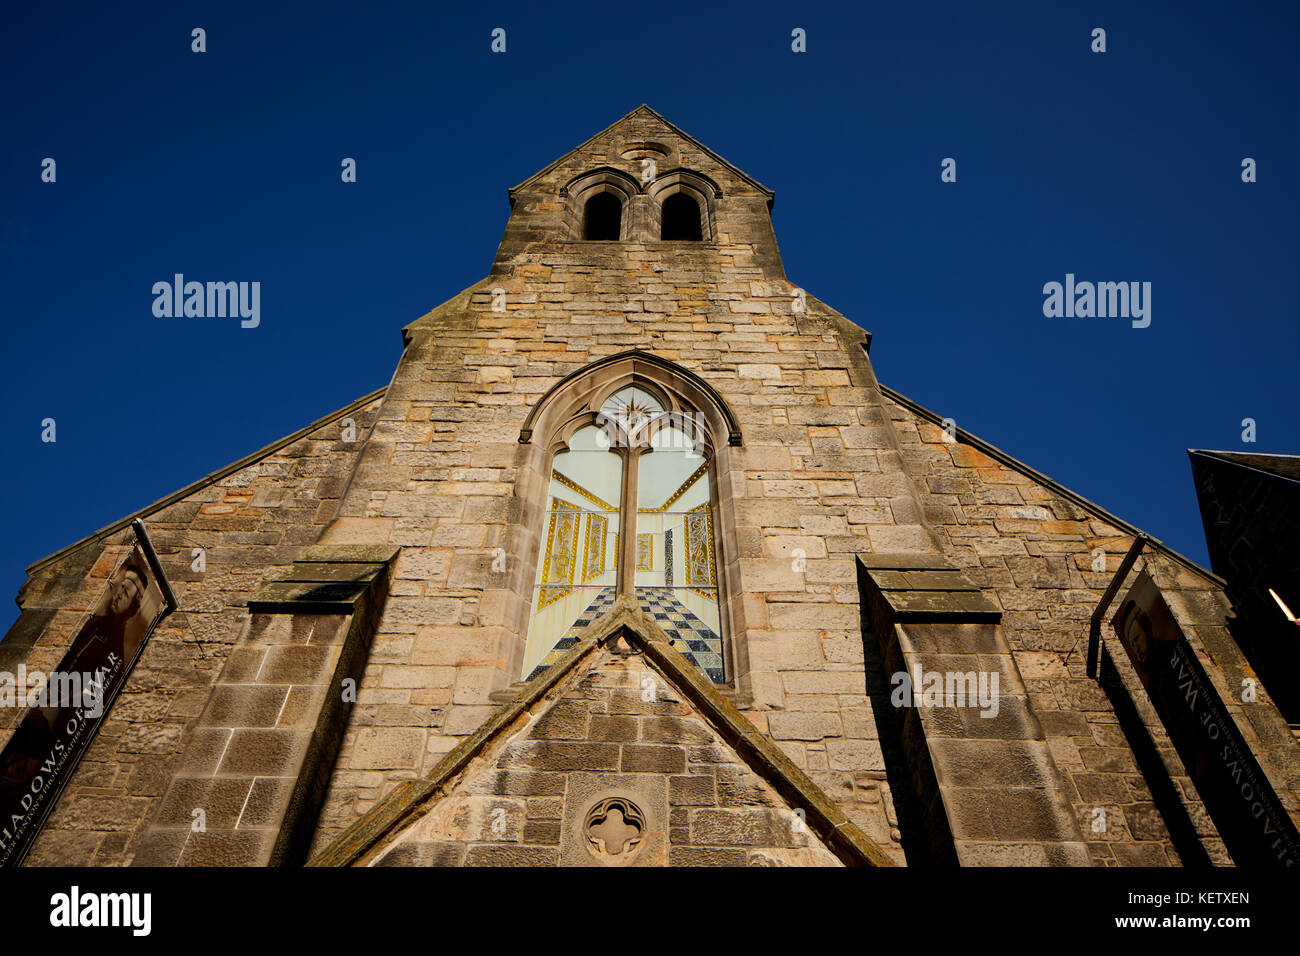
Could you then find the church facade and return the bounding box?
[4,107,1297,867]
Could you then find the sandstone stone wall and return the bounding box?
[882,392,1234,864]
[6,108,1285,867]
[2,393,382,865]
[365,652,841,866]
[302,111,1281,867]
[306,111,923,862]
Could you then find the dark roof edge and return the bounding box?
[1189,448,1300,460]
[880,384,1225,590]
[1189,448,1300,484]
[25,386,389,575]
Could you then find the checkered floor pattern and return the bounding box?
[527,586,723,682]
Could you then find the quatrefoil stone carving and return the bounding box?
[584,797,646,862]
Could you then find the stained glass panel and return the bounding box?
[522,426,622,679]
[635,423,723,682]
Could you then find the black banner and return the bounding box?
[1112,572,1300,867]
[0,867,1278,940]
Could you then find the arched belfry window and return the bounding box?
[562,168,637,242]
[583,192,622,240]
[660,193,702,240]
[647,170,717,241]
[519,357,740,684]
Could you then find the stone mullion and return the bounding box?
[617,448,641,597]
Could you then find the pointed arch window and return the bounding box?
[647,170,717,241]
[522,382,725,683]
[660,193,702,240]
[583,192,622,240]
[562,168,637,242]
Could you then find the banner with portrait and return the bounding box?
[0,521,174,866]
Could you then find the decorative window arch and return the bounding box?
[647,169,719,242]
[561,167,639,241]
[583,192,622,240]
[514,352,742,685]
[660,193,702,240]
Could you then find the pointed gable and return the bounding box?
[309,598,894,867]
[509,105,774,205]
[488,104,789,280]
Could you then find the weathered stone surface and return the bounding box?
[351,728,425,770]
[10,392,384,867]
[768,712,842,742]
[620,744,686,774]
[347,651,845,866]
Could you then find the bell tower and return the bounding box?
[488,105,786,279]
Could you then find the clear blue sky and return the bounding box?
[3,2,1297,632]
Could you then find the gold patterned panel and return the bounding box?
[553,470,616,512]
[582,513,607,583]
[636,534,653,571]
[684,503,717,599]
[537,497,580,609]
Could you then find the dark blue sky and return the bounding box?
[3,2,1297,632]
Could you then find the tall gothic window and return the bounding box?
[522,385,724,682]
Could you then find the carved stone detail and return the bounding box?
[584,797,646,863]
